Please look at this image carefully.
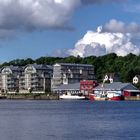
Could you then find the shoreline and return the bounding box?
[0,94,140,101]
[0,93,59,100]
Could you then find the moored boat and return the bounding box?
[59,93,85,100]
[89,94,95,100]
[107,92,124,101]
[89,94,107,101]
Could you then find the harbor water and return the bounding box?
[0,100,140,140]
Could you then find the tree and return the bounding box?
[1,53,139,83]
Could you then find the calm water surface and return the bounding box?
[0,100,140,140]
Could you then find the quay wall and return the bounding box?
[4,93,59,100]
[125,96,140,101]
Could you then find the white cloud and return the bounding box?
[68,24,140,57]
[103,19,140,33]
[68,42,106,57]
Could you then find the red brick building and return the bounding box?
[80,80,98,97]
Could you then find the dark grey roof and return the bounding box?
[45,65,53,69]
[94,82,136,91]
[55,63,93,67]
[10,66,23,71]
[53,83,80,91]
[1,66,24,72]
[25,64,52,70]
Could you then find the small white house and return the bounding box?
[103,73,120,83]
[133,75,140,84]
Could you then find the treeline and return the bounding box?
[1,53,140,84]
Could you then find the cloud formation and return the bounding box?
[0,0,80,38]
[68,20,140,57]
[103,19,140,34]
[0,0,80,31]
[0,0,125,37]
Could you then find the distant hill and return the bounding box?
[1,53,140,86]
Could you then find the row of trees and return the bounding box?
[1,53,140,85]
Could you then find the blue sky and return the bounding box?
[0,0,140,62]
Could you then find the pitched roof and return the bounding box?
[94,82,136,91]
[53,83,80,91]
[25,64,52,70]
[1,65,24,72]
[55,63,93,67]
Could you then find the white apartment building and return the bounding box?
[19,64,52,93]
[0,64,52,93]
[0,66,23,93]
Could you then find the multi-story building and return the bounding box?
[51,63,95,89]
[0,66,23,93]
[19,64,52,93]
[0,63,95,93]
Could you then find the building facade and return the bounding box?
[0,64,52,93]
[53,83,80,95]
[0,63,95,94]
[51,63,95,89]
[80,80,98,96]
[94,82,138,97]
[0,66,23,93]
[19,64,52,93]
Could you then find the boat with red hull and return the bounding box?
[110,96,122,101]
[108,93,124,101]
[89,93,124,101]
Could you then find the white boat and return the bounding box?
[107,92,123,100]
[59,93,85,100]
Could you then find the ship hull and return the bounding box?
[59,95,85,100]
